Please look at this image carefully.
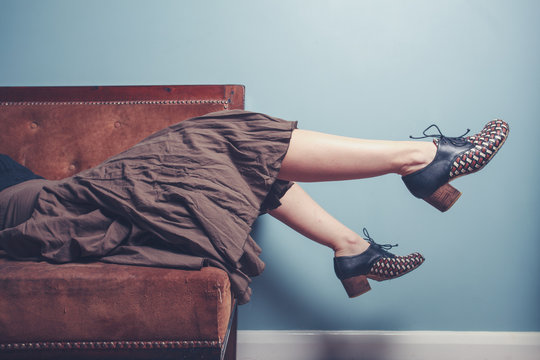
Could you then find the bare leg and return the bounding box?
[278,129,436,182]
[270,129,436,256]
[269,183,369,257]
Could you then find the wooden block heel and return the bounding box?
[341,275,371,298]
[424,183,462,212]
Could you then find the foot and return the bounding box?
[333,229,425,297]
[402,119,509,210]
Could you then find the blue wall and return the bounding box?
[1,0,539,331]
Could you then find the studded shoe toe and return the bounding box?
[402,119,509,212]
[333,229,425,298]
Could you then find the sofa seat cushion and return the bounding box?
[0,255,232,346]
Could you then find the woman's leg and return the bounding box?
[268,183,369,257]
[269,182,425,298]
[278,129,436,182]
[271,130,435,255]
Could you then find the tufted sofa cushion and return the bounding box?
[0,85,244,180]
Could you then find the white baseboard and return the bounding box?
[237,330,540,360]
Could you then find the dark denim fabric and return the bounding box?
[0,154,43,193]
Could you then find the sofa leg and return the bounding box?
[223,304,238,360]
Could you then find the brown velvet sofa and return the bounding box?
[0,85,244,360]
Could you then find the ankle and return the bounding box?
[334,235,369,257]
[399,141,437,176]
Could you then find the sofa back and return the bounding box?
[0,85,245,179]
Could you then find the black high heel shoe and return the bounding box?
[402,119,509,212]
[334,229,425,298]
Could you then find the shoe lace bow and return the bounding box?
[363,228,398,251]
[409,124,471,146]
